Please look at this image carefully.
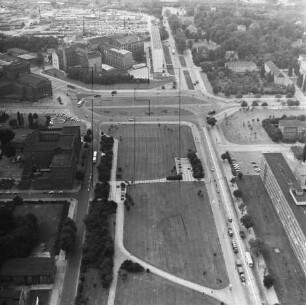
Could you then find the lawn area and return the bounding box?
[183,70,194,90]
[93,107,192,118]
[124,182,228,289]
[179,56,187,67]
[13,203,64,255]
[103,124,196,181]
[220,108,303,145]
[82,268,108,305]
[115,270,220,305]
[237,176,306,305]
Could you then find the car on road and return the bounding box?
[251,161,257,164]
[128,118,134,121]
[228,228,233,236]
[111,90,117,95]
[85,115,88,118]
[94,94,101,97]
[59,191,63,194]
[208,110,216,115]
[231,240,238,253]
[211,167,214,172]
[48,191,54,194]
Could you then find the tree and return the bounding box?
[252,100,258,107]
[75,170,85,181]
[241,101,248,108]
[303,143,306,162]
[249,238,266,257]
[0,207,16,233]
[221,153,228,160]
[0,129,15,146]
[230,177,236,184]
[17,112,22,127]
[59,232,75,253]
[237,172,243,180]
[188,40,193,49]
[159,26,169,41]
[33,113,39,120]
[263,274,275,289]
[260,65,265,79]
[5,144,16,157]
[12,195,23,206]
[288,65,293,77]
[9,119,18,128]
[83,134,92,143]
[175,31,187,54]
[28,113,33,127]
[240,214,254,229]
[261,102,268,106]
[233,189,242,198]
[207,117,217,127]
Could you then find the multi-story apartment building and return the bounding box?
[99,44,133,70]
[260,153,306,206]
[150,25,164,73]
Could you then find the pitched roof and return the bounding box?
[115,35,143,45]
[0,258,55,276]
[265,60,283,77]
[279,119,306,128]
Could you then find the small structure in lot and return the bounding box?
[225,61,257,73]
[0,257,55,286]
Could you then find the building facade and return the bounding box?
[225,61,257,73]
[99,44,133,70]
[150,25,164,73]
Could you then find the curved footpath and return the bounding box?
[106,128,234,305]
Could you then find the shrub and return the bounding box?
[121,260,144,273]
[166,174,183,180]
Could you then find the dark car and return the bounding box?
[111,90,117,95]
[208,110,216,115]
[94,94,101,97]
[239,230,246,239]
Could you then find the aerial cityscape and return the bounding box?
[0,0,306,304]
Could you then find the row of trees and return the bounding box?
[187,149,204,179]
[67,67,147,85]
[168,14,187,54]
[0,35,58,53]
[262,118,283,142]
[97,134,114,182]
[59,218,77,255]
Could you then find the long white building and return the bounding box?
[150,25,164,73]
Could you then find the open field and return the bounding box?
[115,270,220,305]
[103,124,196,181]
[179,56,187,67]
[93,107,192,118]
[237,176,306,305]
[14,203,63,254]
[82,268,108,305]
[220,108,303,144]
[124,182,228,289]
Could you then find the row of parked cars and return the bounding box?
[251,161,261,173]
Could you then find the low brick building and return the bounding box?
[279,119,306,141]
[0,258,55,286]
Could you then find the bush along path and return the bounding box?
[75,135,117,305]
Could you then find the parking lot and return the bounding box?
[229,151,263,175]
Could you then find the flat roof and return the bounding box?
[151,25,162,50]
[263,153,306,203]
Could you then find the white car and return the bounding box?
[48,191,54,194]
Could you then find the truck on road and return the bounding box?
[172,49,175,55]
[236,260,245,282]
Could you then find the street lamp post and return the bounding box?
[91,67,94,188]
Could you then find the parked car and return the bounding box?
[94,94,101,97]
[228,228,233,237]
